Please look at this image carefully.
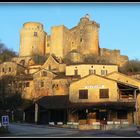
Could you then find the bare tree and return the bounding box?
[0,41,17,62]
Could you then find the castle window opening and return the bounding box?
[9,67,11,72]
[2,68,4,72]
[26,82,30,87]
[54,84,59,90]
[34,32,38,37]
[79,89,88,99]
[80,38,83,42]
[48,65,51,70]
[41,81,44,87]
[74,69,78,75]
[91,66,93,68]
[99,89,109,98]
[42,71,47,76]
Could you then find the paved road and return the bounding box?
[1,123,140,137]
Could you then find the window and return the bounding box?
[55,84,59,90]
[100,89,109,98]
[19,83,22,88]
[79,89,88,99]
[47,43,49,47]
[74,69,78,75]
[26,82,30,87]
[89,69,96,75]
[34,32,37,37]
[117,110,127,119]
[41,81,44,87]
[89,69,93,75]
[20,60,25,66]
[80,38,82,42]
[48,65,51,70]
[2,68,4,72]
[9,67,11,72]
[42,71,47,76]
[101,70,108,75]
[94,70,96,74]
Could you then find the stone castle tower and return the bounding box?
[18,14,128,66]
[19,22,46,57]
[70,14,100,56]
[19,15,100,59]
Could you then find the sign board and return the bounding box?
[1,115,9,126]
[85,85,105,89]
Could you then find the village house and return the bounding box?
[1,14,140,130]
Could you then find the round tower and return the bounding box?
[19,22,46,57]
[78,14,100,56]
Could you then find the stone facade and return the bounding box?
[1,14,140,127]
[100,48,128,67]
[69,74,118,103]
[18,14,128,67]
[69,74,138,125]
[106,71,140,89]
[66,64,118,78]
[0,61,26,77]
[19,22,46,57]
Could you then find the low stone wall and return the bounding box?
[79,121,130,130]
[79,124,100,130]
[48,121,130,130]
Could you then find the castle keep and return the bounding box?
[1,14,140,130]
[18,14,128,67]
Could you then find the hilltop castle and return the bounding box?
[12,14,128,67]
[2,14,140,128]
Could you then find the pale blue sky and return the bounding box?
[0,3,140,60]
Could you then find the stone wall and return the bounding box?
[70,16,100,56]
[0,61,25,76]
[19,22,46,57]
[69,74,118,103]
[100,48,128,67]
[66,64,118,78]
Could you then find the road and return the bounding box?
[1,123,140,137]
